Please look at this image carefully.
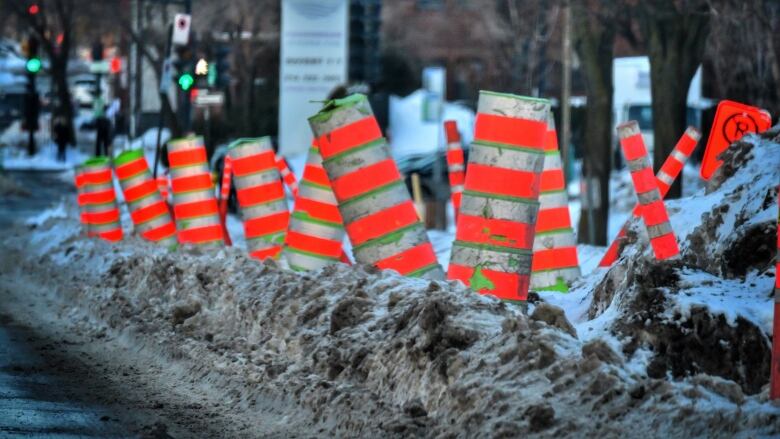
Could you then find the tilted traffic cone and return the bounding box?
[80,157,123,242]
[530,114,580,292]
[600,127,700,267]
[114,149,176,247]
[444,120,465,219]
[227,137,289,260]
[284,142,349,271]
[309,94,443,279]
[448,91,550,302]
[617,121,679,261]
[275,154,299,198]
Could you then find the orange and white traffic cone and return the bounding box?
[157,173,169,204]
[79,157,123,242]
[770,185,780,400]
[447,91,550,302]
[601,126,700,267]
[167,136,225,247]
[275,154,299,198]
[617,121,679,261]
[114,149,176,247]
[284,142,349,271]
[227,137,289,261]
[73,169,91,236]
[531,114,580,292]
[444,120,465,219]
[309,94,443,279]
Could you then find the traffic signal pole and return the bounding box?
[152,23,174,178]
[26,70,37,156]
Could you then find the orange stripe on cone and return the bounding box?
[331,159,400,201]
[346,201,419,246]
[317,116,382,158]
[474,113,547,149]
[448,264,529,301]
[375,242,437,276]
[455,214,535,249]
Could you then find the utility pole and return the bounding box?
[560,0,572,179]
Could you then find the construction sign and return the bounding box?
[700,100,771,180]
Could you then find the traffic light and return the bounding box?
[24,35,40,75]
[26,58,41,74]
[178,73,194,91]
[28,4,39,15]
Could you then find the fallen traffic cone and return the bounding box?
[167,136,225,247]
[114,149,176,247]
[617,121,679,260]
[79,156,123,242]
[309,94,443,279]
[447,91,550,302]
[227,137,289,260]
[530,114,580,292]
[444,120,465,219]
[284,142,349,271]
[600,126,700,267]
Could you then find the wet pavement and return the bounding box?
[0,314,131,438]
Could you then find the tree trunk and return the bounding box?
[642,3,710,199]
[51,56,75,145]
[574,5,614,246]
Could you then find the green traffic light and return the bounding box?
[178,73,194,91]
[26,57,41,74]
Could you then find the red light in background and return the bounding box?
[56,33,63,45]
[110,56,121,74]
[28,4,39,15]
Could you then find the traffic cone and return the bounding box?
[309,94,443,279]
[156,173,170,205]
[617,121,679,260]
[114,149,176,247]
[79,156,123,242]
[771,185,780,400]
[73,168,91,236]
[227,137,289,260]
[167,136,224,246]
[530,114,579,292]
[600,127,700,267]
[444,120,465,219]
[447,91,550,302]
[275,154,299,198]
[284,142,349,271]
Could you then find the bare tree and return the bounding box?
[634,0,711,199]
[8,0,77,145]
[573,0,617,245]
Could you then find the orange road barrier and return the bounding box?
[227,137,289,260]
[74,168,92,235]
[444,120,465,218]
[79,156,123,242]
[600,127,700,267]
[530,114,579,292]
[701,100,771,180]
[309,94,443,280]
[275,154,299,198]
[772,185,780,400]
[218,156,233,246]
[167,136,224,246]
[617,121,679,260]
[284,142,349,271]
[447,91,550,302]
[114,149,176,247]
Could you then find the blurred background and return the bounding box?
[0,0,778,246]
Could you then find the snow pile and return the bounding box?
[573,130,779,395]
[4,197,777,436]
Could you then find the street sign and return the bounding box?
[700,100,771,180]
[172,13,191,46]
[193,90,224,106]
[89,60,110,74]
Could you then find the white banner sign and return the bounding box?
[279,0,348,155]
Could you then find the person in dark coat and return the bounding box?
[52,115,69,162]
